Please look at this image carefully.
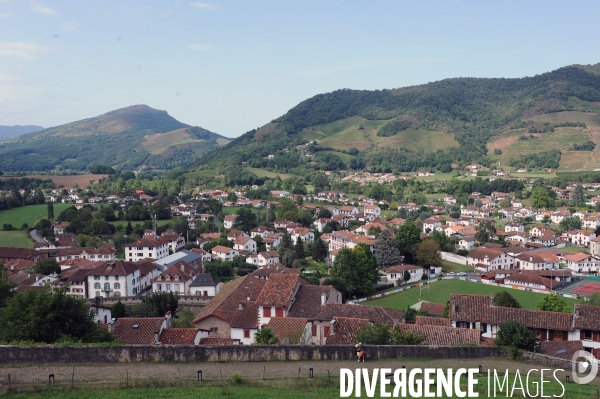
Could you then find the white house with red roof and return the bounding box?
[151,261,199,295]
[564,253,600,274]
[233,236,257,253]
[564,230,596,247]
[211,246,239,262]
[466,248,515,272]
[386,264,423,284]
[363,204,381,218]
[87,260,142,298]
[125,236,169,262]
[223,214,238,229]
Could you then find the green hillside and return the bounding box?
[195,63,600,179]
[0,105,230,172]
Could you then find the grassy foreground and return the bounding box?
[0,231,33,248]
[0,203,72,228]
[365,279,580,311]
[0,375,596,399]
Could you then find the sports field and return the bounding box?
[364,279,579,311]
[571,282,600,295]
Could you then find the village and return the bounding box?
[2,176,600,362]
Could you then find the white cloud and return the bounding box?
[189,2,218,11]
[31,3,57,15]
[61,22,80,31]
[0,12,11,18]
[0,72,45,116]
[0,41,50,60]
[187,43,214,51]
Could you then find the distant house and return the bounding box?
[188,273,221,297]
[386,264,423,284]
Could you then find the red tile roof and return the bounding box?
[160,328,198,345]
[255,274,308,307]
[325,317,369,345]
[540,340,583,360]
[90,260,139,276]
[193,275,266,324]
[230,301,259,329]
[113,317,163,345]
[418,301,447,317]
[399,323,480,346]
[265,317,309,344]
[450,294,573,331]
[574,304,600,330]
[415,316,451,327]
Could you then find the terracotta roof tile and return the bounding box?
[325,317,369,345]
[574,304,600,330]
[160,328,198,345]
[230,301,259,329]
[255,274,308,307]
[265,317,309,344]
[398,323,480,346]
[113,317,163,345]
[418,302,446,317]
[540,340,583,360]
[450,294,573,331]
[415,316,451,327]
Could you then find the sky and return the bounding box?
[1,1,599,138]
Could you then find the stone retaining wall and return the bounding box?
[0,345,505,364]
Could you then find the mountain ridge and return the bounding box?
[0,105,230,172]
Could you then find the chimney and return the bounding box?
[165,311,172,328]
[247,294,251,301]
[181,263,185,272]
[155,332,160,345]
[321,292,327,306]
[238,302,244,310]
[529,257,533,262]
[330,320,336,334]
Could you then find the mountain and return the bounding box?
[0,125,44,141]
[195,63,600,180]
[0,105,230,172]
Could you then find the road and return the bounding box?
[29,229,46,243]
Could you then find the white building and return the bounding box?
[125,236,169,262]
[87,260,142,298]
[386,264,423,284]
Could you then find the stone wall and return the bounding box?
[0,345,505,364]
[522,352,574,370]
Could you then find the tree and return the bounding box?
[493,291,521,308]
[355,323,426,345]
[125,221,133,235]
[536,293,570,313]
[374,229,403,269]
[331,244,378,298]
[571,185,585,203]
[312,238,328,263]
[0,263,16,308]
[281,248,296,268]
[34,258,61,275]
[415,240,442,267]
[560,217,581,232]
[531,187,555,209]
[279,231,293,252]
[227,192,238,203]
[173,309,196,328]
[234,207,257,233]
[403,270,411,282]
[75,234,91,247]
[495,320,537,352]
[587,292,600,306]
[475,219,496,243]
[111,301,127,319]
[254,328,278,344]
[47,202,54,220]
[0,286,113,343]
[396,221,421,263]
[295,237,305,259]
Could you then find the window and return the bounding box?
[311,325,317,337]
[244,330,250,338]
[115,276,119,281]
[324,326,330,336]
[157,284,162,291]
[105,276,109,281]
[554,331,563,340]
[203,291,208,296]
[95,291,100,297]
[263,307,271,317]
[104,283,110,291]
[174,284,180,293]
[585,330,593,340]
[210,327,218,333]
[166,284,171,291]
[275,308,283,317]
[114,291,121,297]
[94,276,100,280]
[94,283,100,289]
[114,283,120,289]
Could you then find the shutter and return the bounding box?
[311,325,317,337]
[581,330,585,340]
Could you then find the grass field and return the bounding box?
[301,116,459,154]
[364,279,579,311]
[244,167,293,180]
[2,373,597,399]
[442,261,474,273]
[0,203,73,228]
[0,230,33,248]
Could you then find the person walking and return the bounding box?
[355,343,365,362]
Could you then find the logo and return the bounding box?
[572,350,598,384]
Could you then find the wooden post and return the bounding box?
[220,368,223,383]
[262,365,265,380]
[327,369,331,382]
[8,373,11,391]
[71,366,75,387]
